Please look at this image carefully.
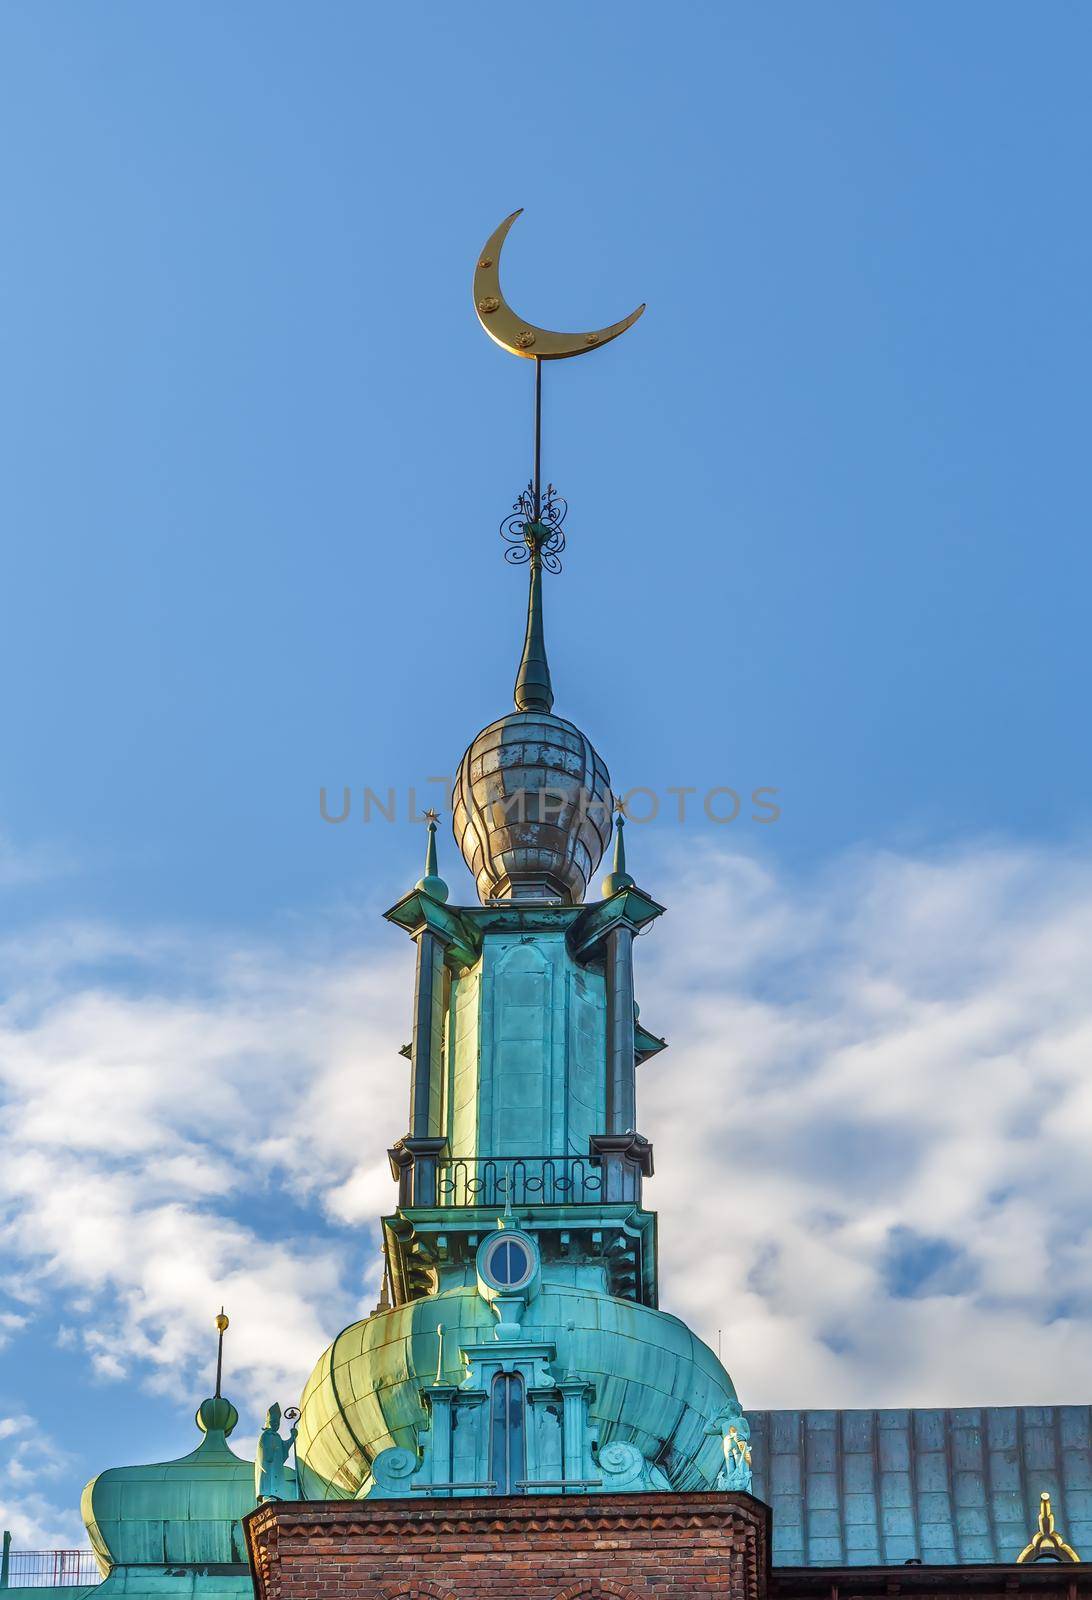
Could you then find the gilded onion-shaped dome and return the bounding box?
[293,1285,736,1499]
[452,710,612,904]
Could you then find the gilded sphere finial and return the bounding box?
[215,1310,229,1332]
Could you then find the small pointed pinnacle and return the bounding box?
[370,1245,392,1317]
[415,809,449,903]
[601,806,635,898]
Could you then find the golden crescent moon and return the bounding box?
[473,209,645,360]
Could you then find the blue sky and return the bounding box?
[1,0,1091,1548]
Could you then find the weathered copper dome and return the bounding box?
[452,709,612,904]
[294,1286,737,1499]
[81,1390,257,1573]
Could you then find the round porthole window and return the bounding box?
[486,1235,532,1287]
[478,1230,537,1292]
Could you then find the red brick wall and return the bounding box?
[246,1492,770,1600]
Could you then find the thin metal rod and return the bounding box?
[215,1312,225,1399]
[411,1480,498,1492]
[515,1478,603,1490]
[532,356,542,520]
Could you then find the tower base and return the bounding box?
[246,1492,769,1600]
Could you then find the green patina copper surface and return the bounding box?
[5,1589,97,1600]
[748,1406,1092,1567]
[383,897,665,1163]
[76,1395,276,1600]
[294,1282,736,1500]
[445,928,607,1158]
[72,1574,250,1600]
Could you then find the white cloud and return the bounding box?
[640,842,1092,1408]
[0,1309,28,1349]
[0,1414,83,1547]
[0,1415,34,1440]
[0,919,410,1425]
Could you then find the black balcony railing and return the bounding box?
[1,1550,101,1588]
[435,1156,603,1209]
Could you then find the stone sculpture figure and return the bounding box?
[255,1403,297,1503]
[706,1399,753,1493]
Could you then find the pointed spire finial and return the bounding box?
[513,524,555,713]
[415,809,449,903]
[503,359,565,715]
[195,1308,239,1439]
[601,801,635,898]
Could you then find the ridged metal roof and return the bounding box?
[749,1407,1092,1567]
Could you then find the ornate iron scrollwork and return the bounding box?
[500,482,567,573]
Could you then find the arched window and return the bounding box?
[489,1371,526,1495]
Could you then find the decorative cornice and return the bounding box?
[382,891,481,966]
[568,886,665,958]
[588,1132,655,1178]
[245,1490,771,1600]
[247,1491,768,1547]
[634,1019,667,1062]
